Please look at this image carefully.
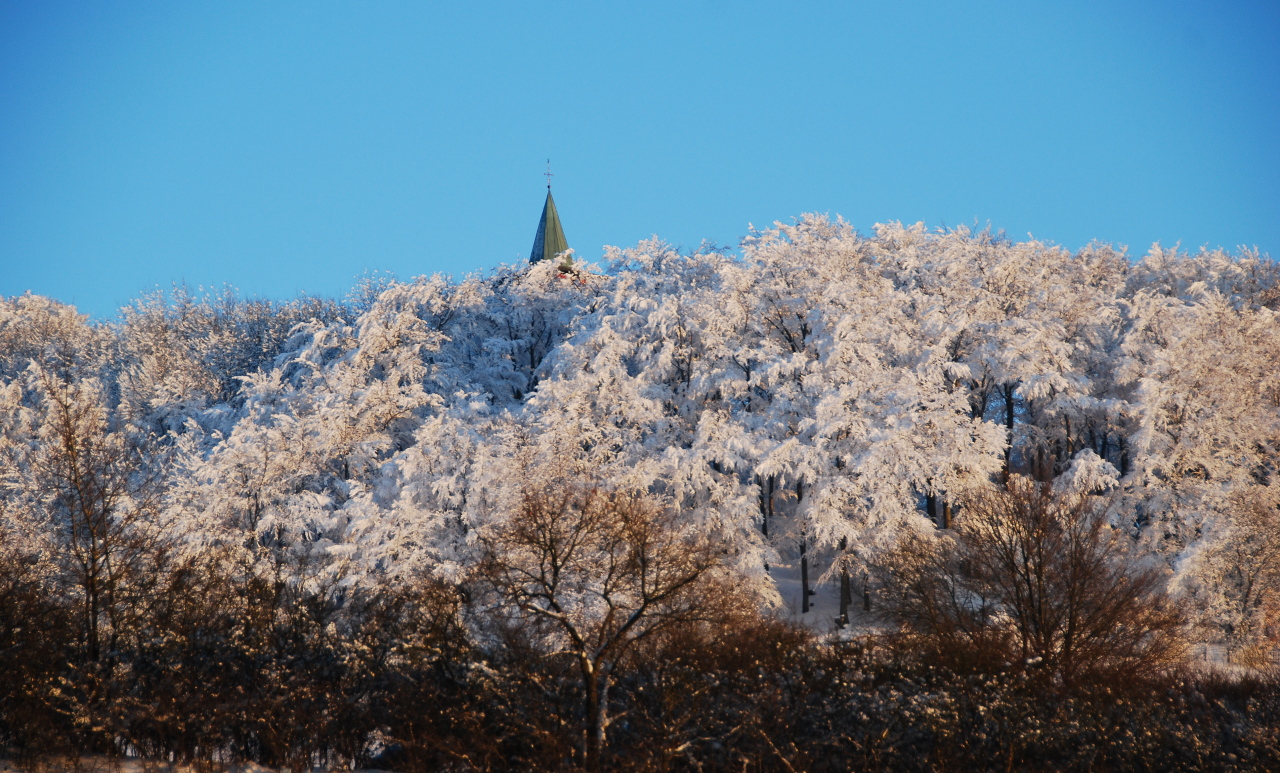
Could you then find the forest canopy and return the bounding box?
[2,217,1279,770]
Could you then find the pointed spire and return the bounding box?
[529,166,568,264]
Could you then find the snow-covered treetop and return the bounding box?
[2,222,1275,624]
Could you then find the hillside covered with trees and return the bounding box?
[2,217,1279,771]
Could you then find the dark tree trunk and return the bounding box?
[583,662,611,772]
[839,567,851,626]
[85,573,100,663]
[801,540,811,614]
[759,474,774,571]
[971,382,989,420]
[758,474,775,538]
[1003,382,1016,483]
[798,480,810,613]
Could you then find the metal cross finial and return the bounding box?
[545,159,553,190]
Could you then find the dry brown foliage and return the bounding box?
[877,475,1186,688]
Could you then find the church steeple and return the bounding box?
[529,165,568,264]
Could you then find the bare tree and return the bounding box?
[879,476,1185,686]
[26,368,169,665]
[478,485,730,771]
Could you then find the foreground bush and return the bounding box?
[876,476,1187,688]
[2,477,1277,771]
[3,561,1280,772]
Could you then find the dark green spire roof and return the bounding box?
[529,189,568,264]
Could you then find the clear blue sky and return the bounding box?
[2,1,1277,318]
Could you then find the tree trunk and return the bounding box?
[759,475,774,571]
[801,540,811,614]
[838,567,851,626]
[583,663,610,772]
[797,480,810,613]
[1003,382,1016,483]
[86,573,100,663]
[758,474,774,538]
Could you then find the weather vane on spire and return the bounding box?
[529,160,568,264]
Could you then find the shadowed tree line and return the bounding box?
[3,478,1280,772]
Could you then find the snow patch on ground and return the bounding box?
[768,561,886,638]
